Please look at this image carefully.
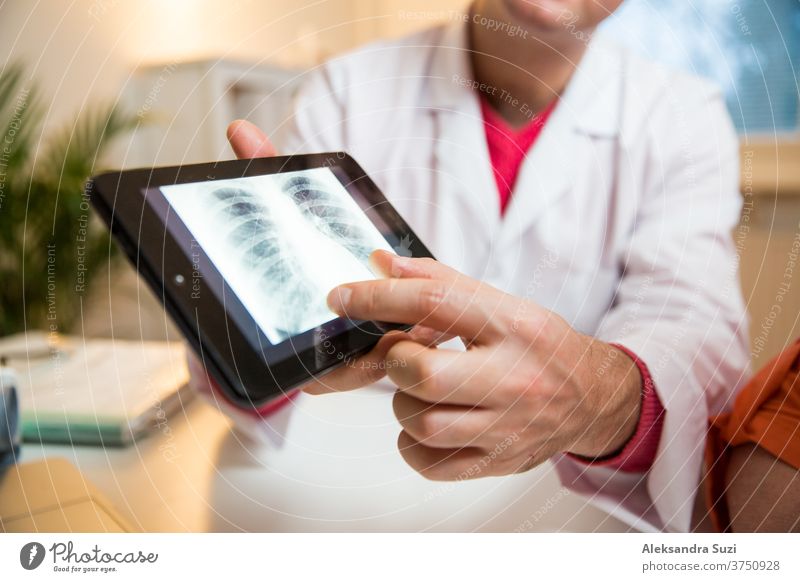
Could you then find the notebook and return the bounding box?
[0,333,191,446]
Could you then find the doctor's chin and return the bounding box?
[1,0,799,579]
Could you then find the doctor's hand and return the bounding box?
[223,120,448,395]
[313,250,643,478]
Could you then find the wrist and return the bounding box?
[568,340,643,458]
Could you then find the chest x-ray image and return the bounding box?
[161,168,395,345]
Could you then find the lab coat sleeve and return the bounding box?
[553,82,750,532]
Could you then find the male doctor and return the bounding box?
[208,0,749,532]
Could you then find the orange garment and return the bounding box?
[705,339,800,531]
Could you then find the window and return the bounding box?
[600,0,800,135]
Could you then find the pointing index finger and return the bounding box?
[327,277,500,342]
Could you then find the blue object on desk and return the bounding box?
[1,368,20,468]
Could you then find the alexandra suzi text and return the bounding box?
[642,543,736,554]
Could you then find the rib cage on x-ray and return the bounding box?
[201,173,388,344]
[281,175,376,267]
[208,186,328,343]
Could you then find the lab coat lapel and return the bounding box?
[427,21,501,239]
[498,38,624,248]
[430,103,500,237]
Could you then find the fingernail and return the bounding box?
[327,286,352,314]
[368,251,385,276]
[368,250,398,278]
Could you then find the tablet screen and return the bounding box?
[160,167,396,345]
[91,152,434,403]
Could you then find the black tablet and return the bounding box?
[88,153,434,409]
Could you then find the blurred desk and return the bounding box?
[22,383,632,532]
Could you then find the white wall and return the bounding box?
[0,0,343,133]
[0,0,468,135]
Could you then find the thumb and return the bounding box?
[227,119,277,159]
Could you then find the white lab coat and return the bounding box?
[275,21,749,532]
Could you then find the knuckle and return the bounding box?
[384,340,408,364]
[385,360,405,385]
[513,306,565,343]
[417,282,449,316]
[414,412,442,442]
[480,421,508,444]
[414,361,441,398]
[418,257,439,269]
[357,361,385,386]
[512,311,545,340]
[364,282,382,315]
[515,454,542,474]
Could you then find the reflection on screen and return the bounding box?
[161,168,395,344]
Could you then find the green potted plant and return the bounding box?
[0,63,137,336]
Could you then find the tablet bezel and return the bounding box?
[88,153,434,409]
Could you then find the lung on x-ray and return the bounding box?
[161,168,395,344]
